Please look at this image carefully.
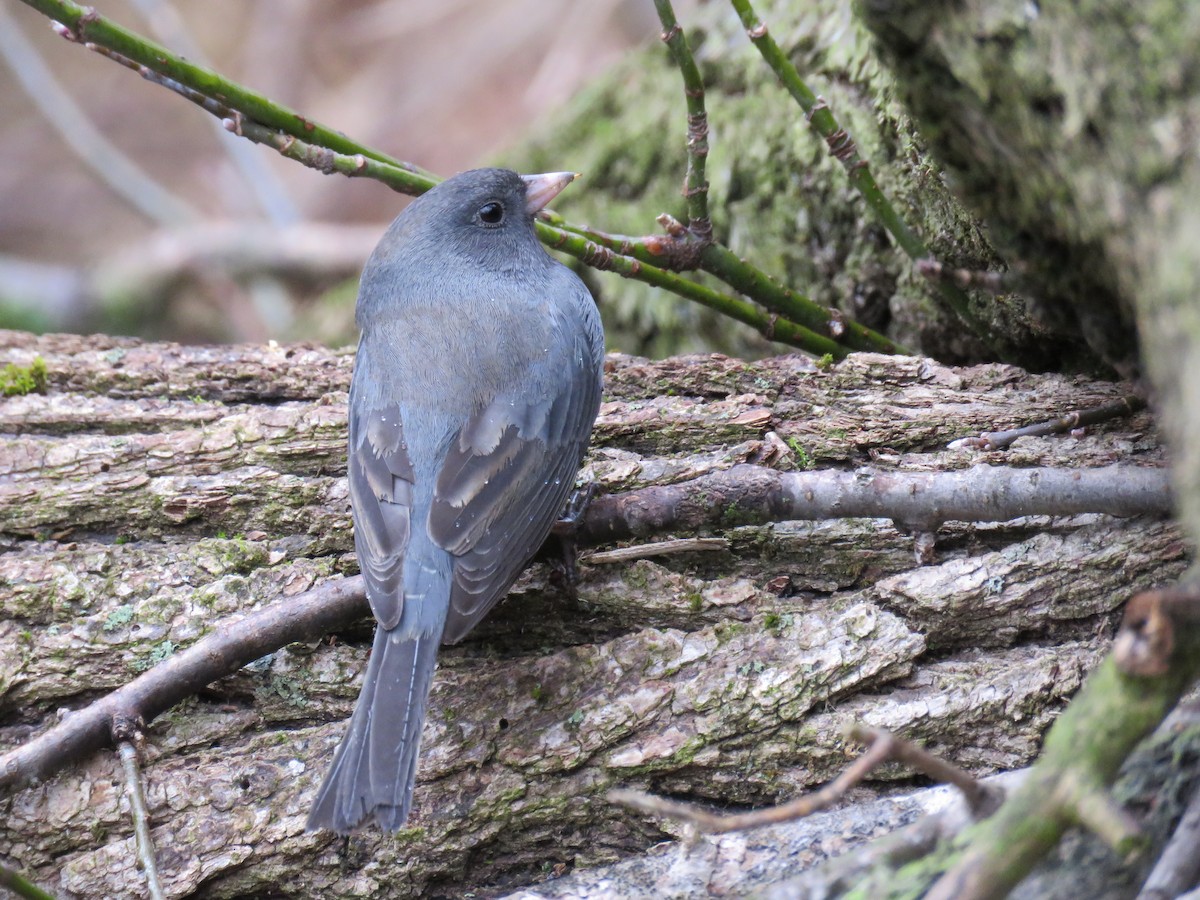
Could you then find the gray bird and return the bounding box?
[307,168,604,833]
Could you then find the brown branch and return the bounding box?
[847,725,1001,818]
[951,395,1148,451]
[610,726,999,834]
[578,463,1172,544]
[0,577,366,794]
[916,257,1024,296]
[579,537,729,565]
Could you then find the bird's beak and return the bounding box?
[521,172,580,215]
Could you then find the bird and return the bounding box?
[307,168,605,834]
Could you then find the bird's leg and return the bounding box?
[547,481,598,606]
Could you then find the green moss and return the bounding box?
[624,564,649,590]
[785,437,814,469]
[815,353,836,371]
[715,621,745,644]
[0,357,47,396]
[738,660,767,677]
[687,592,704,613]
[134,639,178,672]
[498,784,527,804]
[103,604,135,632]
[763,611,782,631]
[390,826,426,842]
[530,683,546,703]
[260,674,308,708]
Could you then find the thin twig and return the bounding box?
[728,0,984,334]
[950,395,1148,451]
[846,725,1001,818]
[610,726,997,834]
[610,734,893,833]
[580,537,728,565]
[27,0,435,179]
[541,212,908,355]
[113,717,166,900]
[916,257,1022,296]
[652,0,712,243]
[535,220,849,356]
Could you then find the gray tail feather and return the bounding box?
[307,627,440,833]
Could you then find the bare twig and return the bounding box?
[1071,780,1145,857]
[610,735,891,834]
[580,536,728,565]
[846,725,1001,818]
[652,0,712,244]
[113,716,166,900]
[610,726,999,834]
[950,395,1148,451]
[916,257,1022,296]
[542,211,907,354]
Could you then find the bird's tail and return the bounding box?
[307,626,441,833]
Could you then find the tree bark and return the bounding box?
[0,330,1181,899]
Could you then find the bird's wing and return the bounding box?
[429,330,602,643]
[347,395,416,631]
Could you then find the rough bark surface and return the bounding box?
[0,330,1183,899]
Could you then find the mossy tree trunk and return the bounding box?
[0,331,1177,899]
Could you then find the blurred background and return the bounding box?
[0,0,661,347]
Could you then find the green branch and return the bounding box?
[536,222,847,357]
[922,588,1200,899]
[652,0,712,242]
[17,0,901,357]
[729,0,983,333]
[699,242,904,354]
[0,862,59,900]
[23,0,434,181]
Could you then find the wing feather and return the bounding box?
[348,399,416,630]
[429,324,602,643]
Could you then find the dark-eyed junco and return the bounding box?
[307,168,604,833]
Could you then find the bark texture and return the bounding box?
[0,330,1181,899]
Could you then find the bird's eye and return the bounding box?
[477,202,505,226]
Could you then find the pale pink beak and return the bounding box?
[521,172,580,215]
